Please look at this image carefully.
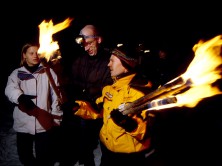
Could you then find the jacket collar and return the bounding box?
[111,73,136,90]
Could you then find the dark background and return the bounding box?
[2,11,222,110]
[1,5,222,165]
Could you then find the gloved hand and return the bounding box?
[75,100,101,119]
[110,109,138,132]
[18,94,37,112]
[61,101,80,113]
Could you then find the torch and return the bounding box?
[120,35,222,115]
[37,17,73,104]
[121,77,192,115]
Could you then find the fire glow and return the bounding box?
[121,35,222,115]
[37,17,73,104]
[169,35,222,108]
[38,17,73,61]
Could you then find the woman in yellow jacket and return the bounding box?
[75,43,155,166]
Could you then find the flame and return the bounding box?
[149,35,222,110]
[38,17,73,61]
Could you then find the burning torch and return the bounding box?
[37,17,73,104]
[120,35,222,115]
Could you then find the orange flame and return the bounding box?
[38,17,73,61]
[149,35,222,110]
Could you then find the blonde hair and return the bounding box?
[20,43,39,66]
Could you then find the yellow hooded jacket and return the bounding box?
[75,73,152,153]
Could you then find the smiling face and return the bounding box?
[108,54,128,77]
[82,37,100,56]
[80,25,102,56]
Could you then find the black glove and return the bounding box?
[61,101,80,113]
[110,109,138,132]
[18,94,37,112]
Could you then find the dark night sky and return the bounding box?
[3,12,222,80]
[1,6,222,112]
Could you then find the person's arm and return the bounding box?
[110,109,138,132]
[5,69,23,104]
[111,88,152,140]
[111,109,151,141]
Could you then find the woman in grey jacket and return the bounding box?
[5,43,63,166]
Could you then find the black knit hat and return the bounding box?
[111,43,138,68]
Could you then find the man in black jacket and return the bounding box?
[60,24,113,166]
